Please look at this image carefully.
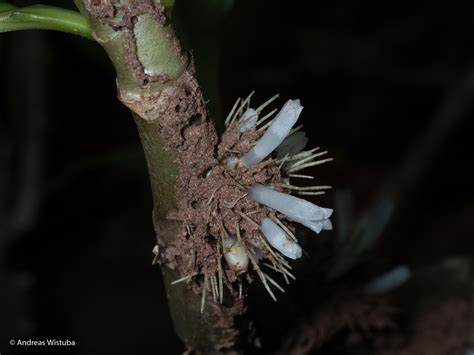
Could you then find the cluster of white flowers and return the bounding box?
[167,93,335,307]
[220,94,334,301]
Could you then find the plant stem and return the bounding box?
[0,4,92,39]
[74,1,239,352]
[0,3,16,12]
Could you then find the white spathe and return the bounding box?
[261,218,302,259]
[240,99,303,167]
[276,131,308,158]
[239,108,258,132]
[294,217,333,234]
[364,265,411,295]
[248,184,333,222]
[222,235,249,273]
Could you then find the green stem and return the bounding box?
[0,4,92,39]
[74,1,237,352]
[0,3,15,12]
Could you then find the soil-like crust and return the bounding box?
[149,68,291,293]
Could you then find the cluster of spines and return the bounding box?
[169,92,334,311]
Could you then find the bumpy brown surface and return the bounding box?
[165,115,286,291]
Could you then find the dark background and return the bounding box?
[1,0,473,354]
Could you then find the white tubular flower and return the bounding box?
[239,108,258,132]
[240,99,303,167]
[248,184,332,232]
[261,218,302,259]
[276,131,308,158]
[222,234,249,273]
[364,265,411,295]
[294,217,333,234]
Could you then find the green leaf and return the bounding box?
[0,4,92,39]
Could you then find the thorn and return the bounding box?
[201,270,208,314]
[256,108,278,126]
[287,147,320,162]
[296,191,326,196]
[262,271,285,293]
[260,158,275,168]
[255,93,279,113]
[281,184,332,191]
[225,97,241,126]
[236,223,277,301]
[219,220,230,240]
[243,90,255,106]
[281,267,290,284]
[272,216,298,242]
[277,154,290,170]
[236,211,260,228]
[281,265,296,280]
[287,151,329,169]
[210,276,218,302]
[222,193,248,209]
[255,233,291,269]
[171,272,198,285]
[263,260,289,284]
[247,246,277,301]
[234,91,255,123]
[257,118,274,132]
[235,223,242,242]
[288,174,315,179]
[217,243,224,304]
[286,158,334,173]
[244,210,260,216]
[225,148,242,154]
[273,250,292,269]
[264,262,297,281]
[288,124,304,135]
[185,223,192,235]
[206,186,221,206]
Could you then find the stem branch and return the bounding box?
[0,4,92,39]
